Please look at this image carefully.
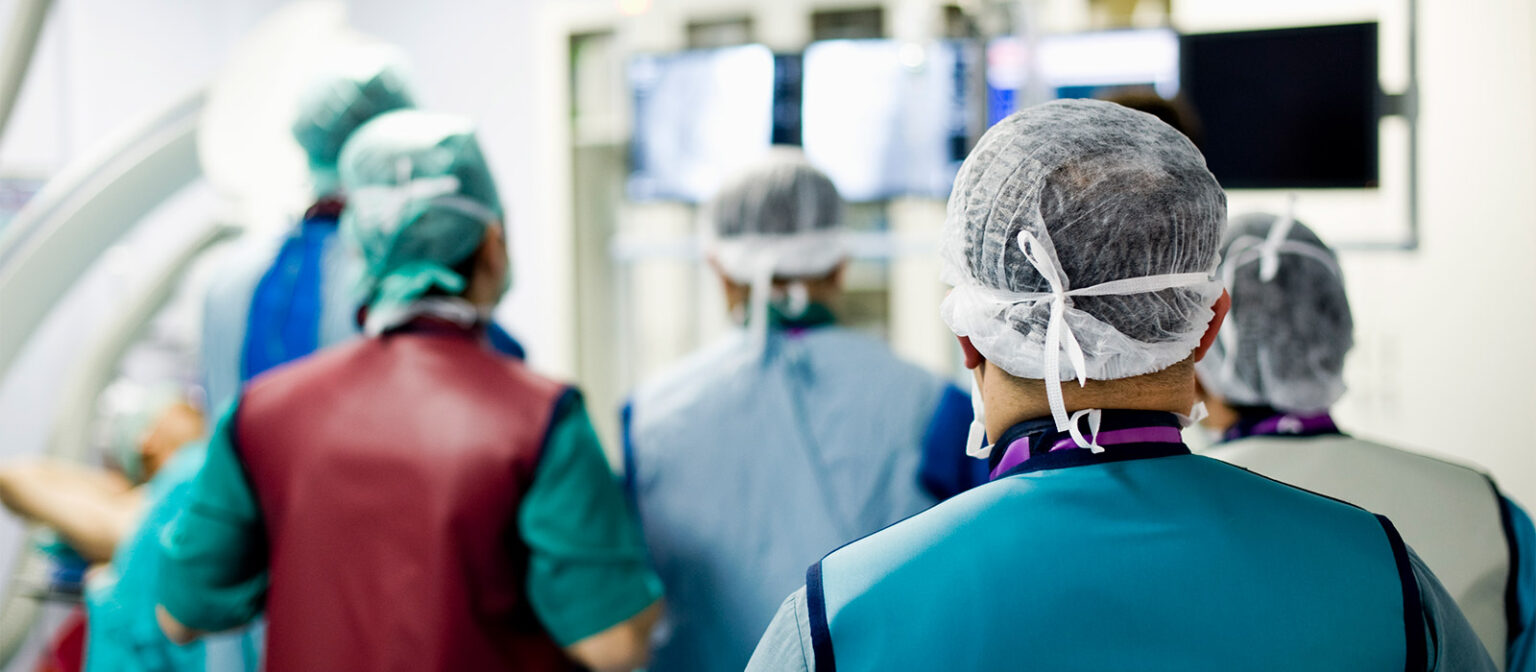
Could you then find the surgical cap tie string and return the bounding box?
[1258,194,1299,282]
[1014,229,1214,449]
[749,251,777,350]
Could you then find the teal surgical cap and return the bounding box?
[338,109,504,330]
[291,46,416,195]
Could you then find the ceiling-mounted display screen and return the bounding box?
[628,45,778,202]
[1180,23,1380,189]
[800,40,974,202]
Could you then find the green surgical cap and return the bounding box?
[291,47,416,195]
[338,109,504,328]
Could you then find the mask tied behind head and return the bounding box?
[967,377,992,459]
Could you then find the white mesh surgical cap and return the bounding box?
[704,148,846,335]
[1195,209,1352,414]
[940,99,1226,440]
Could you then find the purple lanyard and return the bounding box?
[1223,412,1339,443]
[988,425,1186,481]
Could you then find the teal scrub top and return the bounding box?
[158,394,660,647]
[84,444,258,672]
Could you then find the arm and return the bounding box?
[564,601,664,672]
[1410,546,1498,671]
[1503,497,1534,672]
[155,399,268,641]
[918,384,989,500]
[745,588,815,672]
[0,459,142,562]
[520,392,664,672]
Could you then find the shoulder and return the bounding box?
[1186,452,1384,513]
[629,333,756,416]
[804,328,941,378]
[148,442,210,501]
[823,477,1012,570]
[1213,434,1495,491]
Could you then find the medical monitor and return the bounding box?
[1180,23,1380,189]
[800,40,974,202]
[628,45,779,202]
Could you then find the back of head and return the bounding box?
[705,148,847,334]
[1196,212,1352,413]
[338,110,503,332]
[291,46,416,195]
[703,148,841,279]
[941,98,1226,386]
[705,147,845,283]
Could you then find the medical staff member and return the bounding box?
[1195,211,1534,672]
[624,149,981,672]
[199,49,414,412]
[747,99,1495,671]
[200,49,527,413]
[0,384,255,671]
[156,110,662,672]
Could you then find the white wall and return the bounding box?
[1331,0,1536,506]
[341,0,568,375]
[0,0,288,174]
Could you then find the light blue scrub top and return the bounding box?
[201,220,358,413]
[622,307,981,672]
[83,443,259,672]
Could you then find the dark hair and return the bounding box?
[422,250,481,298]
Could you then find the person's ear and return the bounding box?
[477,223,508,279]
[827,260,847,289]
[1193,290,1230,362]
[707,256,748,308]
[958,335,984,370]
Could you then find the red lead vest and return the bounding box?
[235,325,579,672]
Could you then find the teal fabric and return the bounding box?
[764,302,836,330]
[87,444,209,671]
[156,400,268,633]
[520,395,663,646]
[816,453,1411,671]
[88,443,260,672]
[1507,497,1535,672]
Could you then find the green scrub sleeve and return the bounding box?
[520,392,663,647]
[156,398,268,632]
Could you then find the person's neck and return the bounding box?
[984,374,1197,441]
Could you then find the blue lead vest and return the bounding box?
[809,411,1424,672]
